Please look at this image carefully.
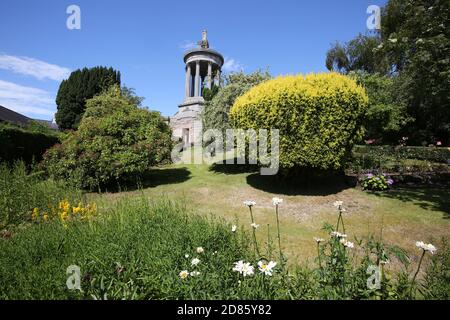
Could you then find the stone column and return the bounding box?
[207,62,212,89]
[185,63,191,98]
[194,61,200,97]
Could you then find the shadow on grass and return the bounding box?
[372,187,450,218]
[246,172,356,196]
[209,159,259,175]
[102,167,192,193]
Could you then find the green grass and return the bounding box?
[1,160,449,299]
[0,161,82,228]
[0,195,447,300]
[98,163,450,266]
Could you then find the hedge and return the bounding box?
[353,145,450,164]
[230,73,368,172]
[0,124,59,164]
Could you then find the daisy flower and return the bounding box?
[243,200,256,207]
[258,261,277,276]
[179,270,189,279]
[314,237,325,244]
[272,197,283,206]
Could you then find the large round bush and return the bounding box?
[230,73,368,172]
[42,87,172,190]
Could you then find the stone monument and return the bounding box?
[170,30,224,146]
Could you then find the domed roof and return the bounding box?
[183,30,224,66]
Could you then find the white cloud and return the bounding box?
[0,54,71,81]
[222,57,244,73]
[179,41,198,51]
[0,80,55,117]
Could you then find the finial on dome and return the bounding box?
[198,30,209,49]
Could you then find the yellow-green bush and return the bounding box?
[230,73,369,171]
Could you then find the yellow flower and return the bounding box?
[31,208,39,221]
[43,214,49,222]
[59,211,68,221]
[59,200,70,213]
[72,205,82,214]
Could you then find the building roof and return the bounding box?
[0,105,58,130]
[0,105,31,125]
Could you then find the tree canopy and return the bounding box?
[55,66,121,130]
[325,0,449,145]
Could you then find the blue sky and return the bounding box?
[0,0,386,120]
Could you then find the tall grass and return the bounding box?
[0,194,447,300]
[0,161,82,228]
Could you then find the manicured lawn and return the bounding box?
[95,163,450,266]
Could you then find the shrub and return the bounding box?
[0,161,82,228]
[0,122,59,164]
[42,86,173,190]
[360,173,394,191]
[230,73,369,172]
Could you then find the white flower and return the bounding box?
[179,270,189,279]
[423,243,437,254]
[251,223,259,229]
[333,201,343,208]
[331,231,347,238]
[184,254,189,259]
[258,261,277,276]
[196,247,204,254]
[388,38,398,43]
[241,262,254,277]
[233,260,245,273]
[314,237,325,243]
[343,241,354,249]
[416,241,425,249]
[231,225,237,233]
[190,271,200,277]
[272,197,283,206]
[416,241,437,254]
[233,261,254,277]
[191,258,200,266]
[243,200,256,207]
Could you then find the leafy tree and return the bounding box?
[326,0,450,145]
[43,86,172,190]
[202,85,220,102]
[326,35,389,74]
[55,66,121,130]
[121,86,145,106]
[379,0,450,145]
[202,70,271,135]
[350,71,412,144]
